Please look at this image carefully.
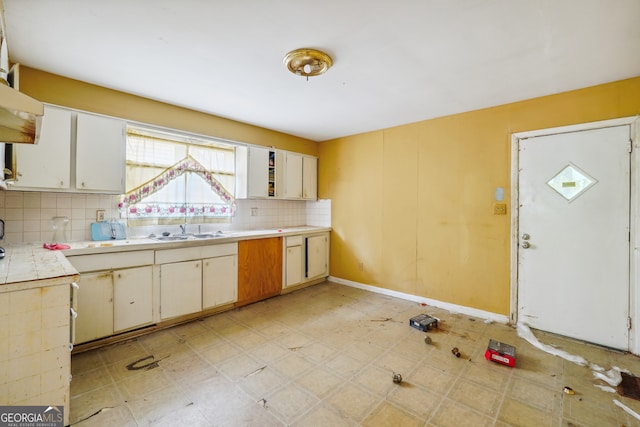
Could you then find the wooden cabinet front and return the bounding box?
[237,237,282,306]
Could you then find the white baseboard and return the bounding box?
[328,276,510,324]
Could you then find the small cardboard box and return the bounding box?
[409,314,438,332]
[484,339,516,367]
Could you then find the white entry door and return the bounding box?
[517,125,631,350]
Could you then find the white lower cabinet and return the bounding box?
[306,234,328,279]
[284,236,303,288]
[113,266,153,332]
[75,271,114,344]
[156,242,238,320]
[160,260,203,320]
[203,255,237,309]
[283,232,329,288]
[67,250,154,344]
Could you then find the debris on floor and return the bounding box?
[257,398,268,408]
[595,366,624,387]
[594,384,616,393]
[245,366,267,377]
[517,323,596,368]
[424,336,432,345]
[392,372,403,384]
[451,346,461,358]
[409,313,438,331]
[516,322,640,421]
[484,339,516,367]
[369,317,394,322]
[126,355,161,371]
[563,386,575,395]
[614,399,640,421]
[617,372,640,401]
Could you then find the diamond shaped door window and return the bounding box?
[547,163,597,202]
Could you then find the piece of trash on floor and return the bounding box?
[258,398,268,408]
[484,339,516,367]
[126,355,160,371]
[594,384,616,393]
[409,314,438,331]
[563,386,575,395]
[517,323,594,368]
[245,366,267,377]
[451,347,461,358]
[424,336,432,345]
[594,366,624,387]
[484,318,494,324]
[614,399,640,421]
[617,371,640,401]
[392,372,403,384]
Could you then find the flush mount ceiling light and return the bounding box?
[283,48,333,79]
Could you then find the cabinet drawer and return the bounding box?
[155,242,237,264]
[68,250,154,272]
[286,236,303,247]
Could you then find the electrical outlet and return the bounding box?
[96,209,106,222]
[251,208,258,216]
[493,203,507,215]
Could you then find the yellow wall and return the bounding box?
[319,76,640,315]
[18,67,317,155]
[19,66,640,315]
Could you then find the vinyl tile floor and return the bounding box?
[70,281,640,426]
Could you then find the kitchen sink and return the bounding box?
[152,235,190,241]
[193,233,217,239]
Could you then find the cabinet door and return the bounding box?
[306,234,328,279]
[237,237,283,306]
[75,272,113,344]
[302,156,318,200]
[247,146,269,198]
[76,112,125,193]
[285,245,303,288]
[160,260,202,320]
[113,266,153,332]
[284,152,303,199]
[203,255,237,309]
[13,105,71,189]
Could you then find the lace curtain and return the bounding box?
[119,128,236,223]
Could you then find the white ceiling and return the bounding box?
[3,1,640,141]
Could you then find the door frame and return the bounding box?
[510,116,640,353]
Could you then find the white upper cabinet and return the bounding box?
[12,105,72,189]
[10,105,126,194]
[236,145,317,201]
[76,112,125,193]
[248,146,270,198]
[284,152,303,199]
[302,155,317,200]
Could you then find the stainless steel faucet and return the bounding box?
[180,223,187,234]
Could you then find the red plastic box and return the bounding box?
[484,339,516,367]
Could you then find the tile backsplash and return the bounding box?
[0,191,331,243]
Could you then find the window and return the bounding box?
[119,126,236,225]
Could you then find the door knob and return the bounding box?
[521,241,531,249]
[522,233,530,240]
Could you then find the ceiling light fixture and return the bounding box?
[283,48,333,80]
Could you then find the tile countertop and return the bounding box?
[0,226,330,291]
[0,243,80,292]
